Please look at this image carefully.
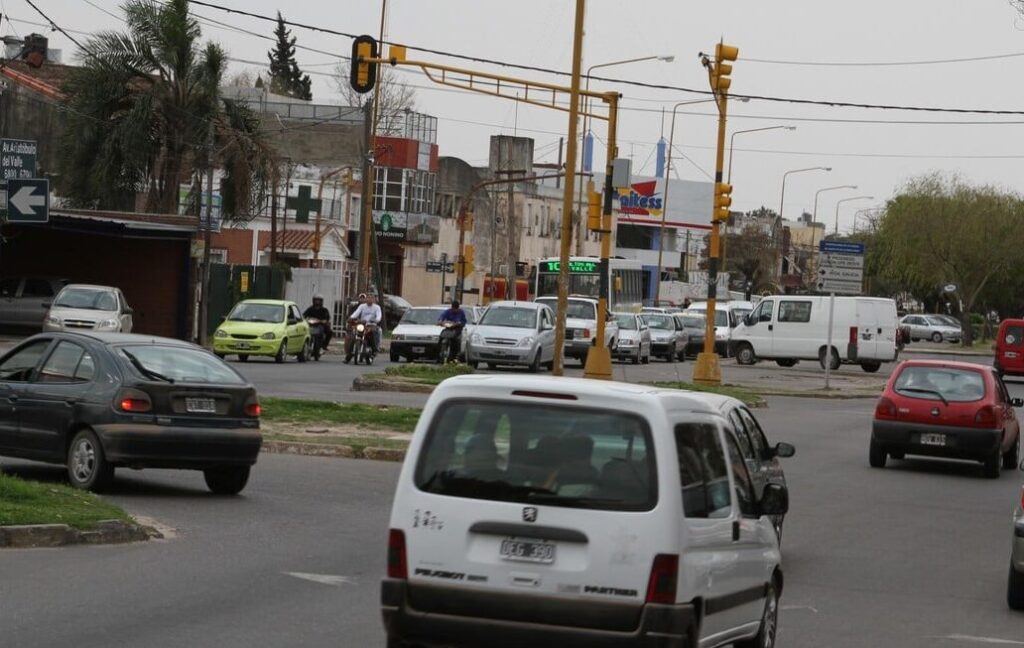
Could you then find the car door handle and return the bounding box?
[768,325,773,331]
[732,520,740,542]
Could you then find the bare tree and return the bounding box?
[334,62,416,134]
[226,69,259,88]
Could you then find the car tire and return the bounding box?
[983,447,1002,479]
[776,359,798,368]
[390,349,400,362]
[735,579,779,648]
[297,339,310,363]
[215,352,226,359]
[931,332,943,343]
[274,342,286,364]
[641,350,650,364]
[632,351,640,365]
[67,428,114,491]
[819,346,840,371]
[1009,562,1024,610]
[861,361,882,373]
[1003,434,1019,470]
[528,350,541,373]
[736,343,757,366]
[869,439,887,468]
[203,466,251,495]
[890,451,905,460]
[238,354,249,362]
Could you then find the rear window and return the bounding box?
[119,345,246,384]
[415,400,657,512]
[1004,325,1024,346]
[614,314,637,330]
[644,314,675,330]
[400,309,445,325]
[894,366,987,403]
[537,298,596,321]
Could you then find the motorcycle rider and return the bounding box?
[437,299,467,363]
[346,292,383,363]
[303,294,333,351]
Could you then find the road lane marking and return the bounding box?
[284,571,358,586]
[932,636,1024,645]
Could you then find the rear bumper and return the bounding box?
[95,423,262,469]
[871,420,1002,461]
[614,345,640,359]
[381,579,696,648]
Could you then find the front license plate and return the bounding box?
[186,398,217,414]
[412,346,425,354]
[234,342,251,350]
[500,538,555,564]
[920,432,946,446]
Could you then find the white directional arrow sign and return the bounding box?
[5,178,48,223]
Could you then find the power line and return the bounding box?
[182,0,1024,116]
[744,51,1024,67]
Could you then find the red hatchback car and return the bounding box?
[871,360,1022,478]
[994,319,1024,377]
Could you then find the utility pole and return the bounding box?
[198,128,215,347]
[270,170,278,265]
[357,98,374,293]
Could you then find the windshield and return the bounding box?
[614,314,637,330]
[681,316,705,329]
[894,366,986,402]
[536,298,596,321]
[415,400,656,512]
[687,310,728,327]
[119,345,245,384]
[733,308,752,321]
[54,288,118,311]
[644,314,675,330]
[480,307,537,329]
[227,303,284,323]
[400,308,445,325]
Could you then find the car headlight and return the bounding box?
[260,332,276,340]
[518,336,535,347]
[215,329,228,339]
[470,333,483,344]
[47,316,61,326]
[619,339,637,347]
[98,319,120,330]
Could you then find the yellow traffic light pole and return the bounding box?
[354,24,620,377]
[693,42,738,386]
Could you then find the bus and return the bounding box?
[534,256,645,312]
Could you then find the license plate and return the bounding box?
[186,398,217,414]
[234,342,251,350]
[920,432,946,446]
[412,346,425,354]
[500,538,555,564]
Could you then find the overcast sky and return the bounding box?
[28,0,1024,231]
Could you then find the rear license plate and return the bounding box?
[234,342,251,350]
[500,538,555,564]
[412,346,425,354]
[920,432,946,446]
[186,398,217,414]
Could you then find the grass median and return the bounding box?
[381,363,474,385]
[260,397,422,433]
[0,473,130,529]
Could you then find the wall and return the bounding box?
[0,81,64,185]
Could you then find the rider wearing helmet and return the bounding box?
[303,294,333,350]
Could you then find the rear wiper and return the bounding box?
[898,387,948,406]
[122,350,174,384]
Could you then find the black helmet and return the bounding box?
[451,300,461,308]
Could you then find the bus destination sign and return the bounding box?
[539,260,599,273]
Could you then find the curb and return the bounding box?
[352,376,435,394]
[0,519,160,549]
[262,440,406,462]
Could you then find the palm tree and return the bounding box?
[60,0,275,217]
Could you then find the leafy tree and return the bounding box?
[267,12,312,101]
[60,0,275,217]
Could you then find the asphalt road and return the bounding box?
[3,389,1022,647]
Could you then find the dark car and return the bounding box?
[0,276,68,330]
[871,360,1021,478]
[383,294,412,329]
[675,313,707,358]
[0,332,262,493]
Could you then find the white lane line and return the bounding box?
[932,635,1024,645]
[780,604,819,614]
[284,571,358,586]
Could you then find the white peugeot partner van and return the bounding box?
[382,375,789,648]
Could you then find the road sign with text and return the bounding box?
[817,240,864,294]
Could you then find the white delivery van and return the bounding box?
[382,374,790,648]
[730,295,899,373]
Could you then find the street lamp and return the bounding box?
[575,55,674,254]
[834,196,874,235]
[813,185,857,229]
[727,126,796,185]
[653,98,719,303]
[778,166,831,222]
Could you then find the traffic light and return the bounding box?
[587,188,602,232]
[711,42,739,94]
[714,182,733,222]
[461,244,475,275]
[350,35,378,94]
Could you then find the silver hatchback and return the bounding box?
[465,301,555,372]
[43,284,134,333]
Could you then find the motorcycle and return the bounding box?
[306,317,327,361]
[348,319,377,365]
[437,320,464,364]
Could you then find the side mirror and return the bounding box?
[288,317,299,325]
[758,483,789,517]
[543,322,553,331]
[1012,398,1024,408]
[744,314,755,326]
[770,442,796,459]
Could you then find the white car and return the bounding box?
[1009,464,1024,610]
[382,375,789,648]
[535,296,618,366]
[641,312,687,362]
[900,314,962,344]
[43,284,133,333]
[465,301,556,372]
[612,312,651,364]
[389,306,447,363]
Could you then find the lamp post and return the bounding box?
[653,98,718,303]
[834,196,874,235]
[575,55,673,254]
[776,166,830,285]
[727,126,795,185]
[805,184,855,283]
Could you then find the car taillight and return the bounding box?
[849,326,858,344]
[875,396,897,420]
[387,529,408,580]
[583,328,591,338]
[975,405,999,428]
[645,554,678,604]
[245,396,261,417]
[117,388,152,413]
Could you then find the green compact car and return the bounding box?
[213,299,311,363]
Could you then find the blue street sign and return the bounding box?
[819,240,865,255]
[6,178,49,223]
